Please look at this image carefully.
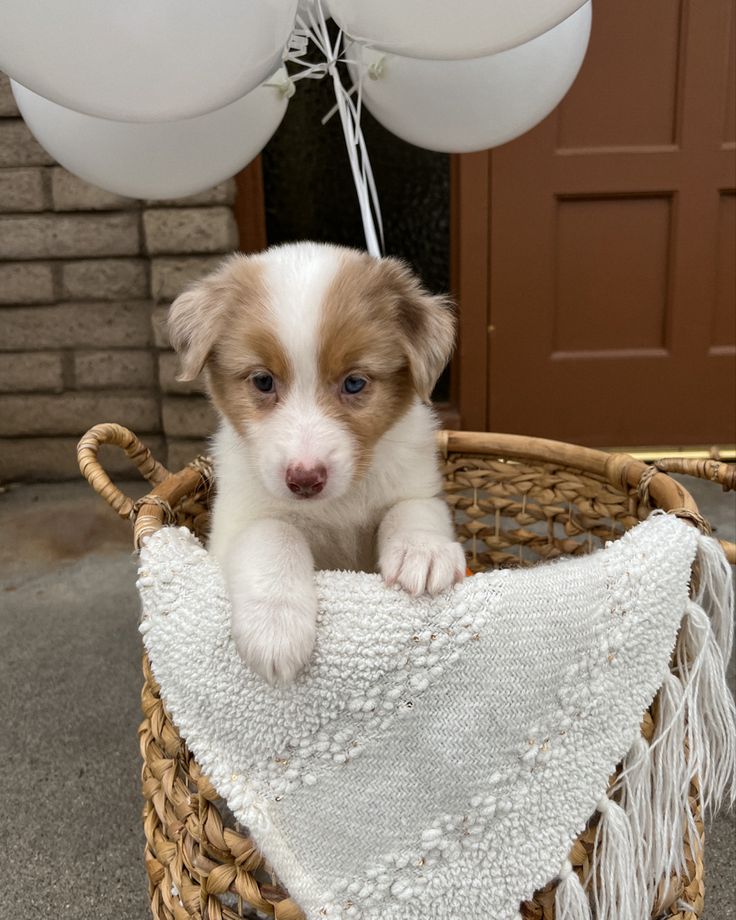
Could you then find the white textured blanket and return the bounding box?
[138,514,735,920]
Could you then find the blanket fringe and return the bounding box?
[618,734,658,900]
[677,602,736,816]
[590,797,644,920]
[555,860,592,920]
[581,532,735,917]
[692,530,734,663]
[648,673,690,881]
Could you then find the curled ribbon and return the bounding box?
[284,0,385,257]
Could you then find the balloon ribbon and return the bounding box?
[285,0,384,258]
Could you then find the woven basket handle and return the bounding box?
[77,423,171,519]
[652,457,736,491]
[653,457,735,564]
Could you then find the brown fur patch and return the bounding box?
[318,252,455,398]
[317,251,451,476]
[168,253,292,435]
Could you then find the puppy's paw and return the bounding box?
[231,596,317,686]
[380,532,466,596]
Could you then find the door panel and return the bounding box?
[553,195,671,353]
[464,0,736,446]
[556,0,684,149]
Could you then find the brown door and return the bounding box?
[454,0,736,446]
[234,157,267,253]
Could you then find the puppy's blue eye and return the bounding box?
[252,373,274,393]
[342,375,367,395]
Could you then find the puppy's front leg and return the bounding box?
[378,498,466,596]
[223,520,317,686]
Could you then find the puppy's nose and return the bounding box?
[286,464,327,498]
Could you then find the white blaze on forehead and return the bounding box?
[260,242,346,389]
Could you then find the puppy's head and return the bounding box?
[168,243,454,503]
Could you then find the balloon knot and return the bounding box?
[276,76,297,99]
[368,56,386,80]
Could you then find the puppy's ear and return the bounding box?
[381,258,456,401]
[168,288,213,381]
[168,262,235,381]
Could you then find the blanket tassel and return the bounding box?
[649,672,690,885]
[617,734,657,902]
[555,860,592,920]
[692,529,734,663]
[589,796,644,920]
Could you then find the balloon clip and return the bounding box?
[367,56,386,81]
[270,76,297,100]
[287,32,310,58]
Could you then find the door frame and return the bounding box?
[234,157,268,254]
[450,151,491,431]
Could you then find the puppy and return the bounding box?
[168,242,466,685]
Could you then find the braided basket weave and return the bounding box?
[78,423,736,920]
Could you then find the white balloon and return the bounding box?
[0,0,297,122]
[329,0,588,60]
[349,3,591,154]
[11,72,291,201]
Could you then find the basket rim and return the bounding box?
[125,429,706,550]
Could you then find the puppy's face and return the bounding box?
[168,243,455,504]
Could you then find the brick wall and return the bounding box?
[0,72,236,481]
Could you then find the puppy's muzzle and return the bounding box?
[286,464,327,498]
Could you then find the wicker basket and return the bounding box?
[78,423,736,920]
